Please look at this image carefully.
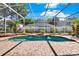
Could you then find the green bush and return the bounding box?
[39,29,46,34]
[25,28,30,33]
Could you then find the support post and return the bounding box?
[4,18,6,36]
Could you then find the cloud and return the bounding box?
[40,10,69,20]
[57,12,69,18]
[45,3,60,8]
[41,10,59,16]
[0,15,17,21]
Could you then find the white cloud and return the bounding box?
[59,18,66,21]
[41,10,59,16]
[45,3,60,8]
[57,12,69,18]
[40,10,69,20]
[0,18,11,21]
[0,15,17,21]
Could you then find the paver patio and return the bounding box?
[0,39,79,56]
[0,41,18,55]
[49,41,79,56]
[5,41,54,56]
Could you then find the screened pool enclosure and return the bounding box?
[0,3,79,36]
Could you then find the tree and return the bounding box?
[7,20,21,33]
[20,18,34,25]
[16,4,28,20]
[47,17,59,26]
[71,18,79,35]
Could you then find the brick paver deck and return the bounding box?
[49,41,79,56]
[0,36,79,56]
[0,41,18,55]
[5,41,54,56]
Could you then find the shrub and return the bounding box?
[39,29,46,34]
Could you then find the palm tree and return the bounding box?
[16,4,28,33]
[71,18,79,35]
[7,21,21,33]
[17,4,28,19]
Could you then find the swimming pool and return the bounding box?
[9,35,74,42]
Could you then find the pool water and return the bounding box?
[9,35,74,42]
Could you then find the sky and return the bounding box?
[26,3,79,20]
[1,3,79,21]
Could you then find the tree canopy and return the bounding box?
[20,18,34,25]
[17,4,28,19]
[72,18,79,24]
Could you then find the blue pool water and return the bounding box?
[9,35,74,42]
